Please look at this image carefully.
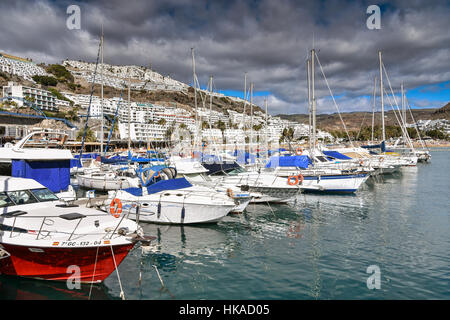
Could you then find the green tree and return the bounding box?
[32,75,58,86]
[46,64,74,83]
[76,127,97,142]
[216,120,226,132]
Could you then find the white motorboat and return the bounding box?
[76,169,141,191]
[104,177,236,224]
[0,176,150,283]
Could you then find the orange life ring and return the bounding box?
[288,175,299,186]
[359,160,364,166]
[298,174,304,185]
[109,198,122,218]
[295,147,303,156]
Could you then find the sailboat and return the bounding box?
[267,49,371,193]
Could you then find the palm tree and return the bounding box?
[76,127,97,142]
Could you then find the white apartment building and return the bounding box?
[0,52,48,82]
[2,82,58,112]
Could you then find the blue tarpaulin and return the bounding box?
[361,141,386,152]
[12,160,70,193]
[70,159,82,168]
[265,155,311,169]
[146,178,192,194]
[322,151,352,160]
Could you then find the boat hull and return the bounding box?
[77,175,138,191]
[299,173,369,193]
[0,243,134,283]
[127,201,234,224]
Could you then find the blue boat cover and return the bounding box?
[361,141,386,152]
[235,151,256,164]
[70,159,82,168]
[122,187,143,197]
[12,160,70,193]
[322,151,352,160]
[265,155,311,169]
[146,178,192,194]
[74,153,99,159]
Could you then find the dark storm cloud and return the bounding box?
[0,0,449,114]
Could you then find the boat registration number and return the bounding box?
[52,240,109,247]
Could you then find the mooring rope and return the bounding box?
[110,244,125,300]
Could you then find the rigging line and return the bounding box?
[110,244,126,300]
[88,246,100,300]
[79,39,102,160]
[314,53,354,147]
[355,108,369,141]
[405,96,429,150]
[383,87,412,147]
[381,62,415,150]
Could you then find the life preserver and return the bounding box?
[226,188,234,198]
[109,198,122,218]
[295,147,303,156]
[288,175,299,186]
[359,160,364,166]
[379,157,384,162]
[298,174,304,185]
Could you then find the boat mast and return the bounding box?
[401,82,406,145]
[311,49,316,159]
[379,51,386,143]
[209,75,213,130]
[265,97,269,164]
[127,77,131,151]
[371,76,376,143]
[100,25,104,154]
[250,82,254,155]
[307,58,312,154]
[191,48,198,152]
[242,72,247,131]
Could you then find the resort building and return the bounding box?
[0,52,48,82]
[2,81,59,112]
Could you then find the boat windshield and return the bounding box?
[6,190,38,205]
[30,188,59,202]
[0,192,15,207]
[0,188,59,207]
[226,167,246,175]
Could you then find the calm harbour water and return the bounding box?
[1,149,449,300]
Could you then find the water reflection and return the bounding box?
[0,275,115,300]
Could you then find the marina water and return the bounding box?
[1,149,448,300]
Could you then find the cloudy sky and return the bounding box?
[0,0,449,115]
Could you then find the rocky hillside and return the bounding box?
[277,103,450,131]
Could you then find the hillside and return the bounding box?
[277,103,450,132]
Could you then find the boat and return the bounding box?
[0,130,153,284]
[0,176,150,283]
[104,177,236,224]
[76,168,141,191]
[169,156,252,213]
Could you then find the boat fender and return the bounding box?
[288,175,299,185]
[181,206,185,220]
[110,198,122,218]
[298,174,304,185]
